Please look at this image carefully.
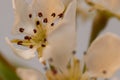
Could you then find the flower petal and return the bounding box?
[42,0,77,70]
[90,0,120,14]
[12,0,35,35]
[86,0,120,18]
[16,68,46,80]
[5,37,36,59]
[84,33,120,78]
[31,0,64,23]
[61,0,71,6]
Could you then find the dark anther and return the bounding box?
[49,58,53,62]
[50,65,57,75]
[17,41,23,45]
[102,70,107,74]
[42,61,46,65]
[84,51,87,55]
[38,12,43,17]
[41,44,46,47]
[58,13,63,18]
[51,13,56,17]
[33,29,37,33]
[24,36,31,40]
[72,50,76,55]
[19,28,24,33]
[29,45,33,48]
[51,23,54,26]
[29,14,32,18]
[52,69,57,75]
[43,18,48,23]
[36,21,40,25]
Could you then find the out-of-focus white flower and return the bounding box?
[46,57,89,80]
[16,68,46,80]
[86,0,120,19]
[6,0,76,70]
[16,57,89,80]
[84,33,120,78]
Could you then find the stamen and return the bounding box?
[84,51,87,55]
[19,28,24,33]
[29,45,33,48]
[58,13,63,18]
[43,18,48,23]
[17,41,23,45]
[51,23,54,26]
[41,44,46,47]
[36,21,40,26]
[102,70,107,74]
[42,61,46,65]
[24,36,31,40]
[38,12,43,17]
[48,58,53,62]
[33,29,37,33]
[51,13,56,17]
[72,50,76,55]
[52,69,57,75]
[29,14,32,18]
[50,65,57,75]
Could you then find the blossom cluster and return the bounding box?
[5,0,120,80]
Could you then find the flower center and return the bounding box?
[11,19,47,58]
[11,11,64,58]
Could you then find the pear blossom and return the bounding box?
[16,57,90,80]
[84,33,120,78]
[86,0,120,19]
[6,0,77,70]
[46,57,89,80]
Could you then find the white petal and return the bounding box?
[12,0,35,35]
[16,68,46,80]
[91,0,120,14]
[42,0,77,70]
[110,77,119,80]
[12,0,28,12]
[61,0,71,6]
[61,0,81,12]
[5,37,36,59]
[84,33,120,78]
[31,0,64,23]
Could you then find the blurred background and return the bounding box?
[1,0,120,80]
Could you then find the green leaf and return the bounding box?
[0,61,20,80]
[0,54,20,80]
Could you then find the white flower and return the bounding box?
[16,57,89,80]
[16,68,46,80]
[46,57,89,80]
[84,33,120,78]
[86,0,120,18]
[6,0,77,70]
